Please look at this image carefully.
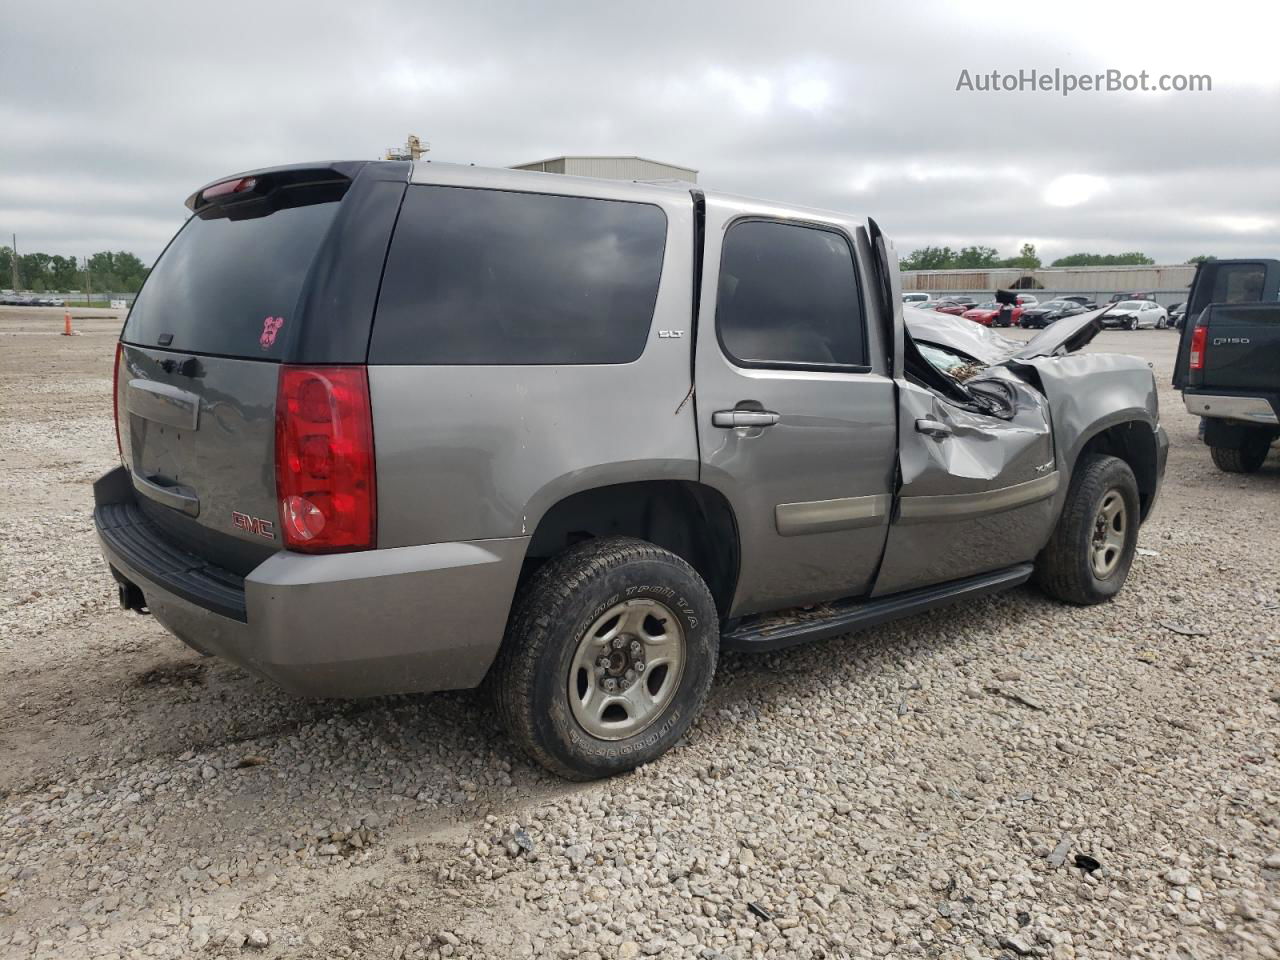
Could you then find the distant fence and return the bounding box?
[913,288,1189,308]
[22,291,138,306]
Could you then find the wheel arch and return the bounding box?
[1072,419,1160,521]
[522,480,741,619]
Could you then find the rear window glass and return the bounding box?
[1216,264,1267,303]
[123,201,340,357]
[369,186,667,365]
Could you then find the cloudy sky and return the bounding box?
[2,0,1278,266]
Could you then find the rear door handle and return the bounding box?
[713,409,781,428]
[915,418,953,439]
[132,472,201,517]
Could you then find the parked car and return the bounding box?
[961,300,1023,327]
[94,160,1168,779]
[1014,294,1039,306]
[902,292,932,304]
[1020,299,1089,329]
[933,300,971,316]
[1174,258,1279,473]
[1167,302,1186,329]
[1101,299,1168,330]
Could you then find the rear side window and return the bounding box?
[369,186,667,365]
[717,219,867,369]
[123,201,340,357]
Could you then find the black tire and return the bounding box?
[1210,438,1270,473]
[490,537,719,780]
[1125,317,1136,330]
[1035,454,1141,606]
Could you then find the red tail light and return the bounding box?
[112,341,123,461]
[1189,322,1208,371]
[274,366,376,552]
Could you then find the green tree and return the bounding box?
[19,253,53,292]
[1185,254,1217,265]
[49,255,79,291]
[0,246,150,294]
[900,246,958,271]
[1050,252,1155,267]
[1001,243,1041,270]
[953,245,1001,269]
[87,250,149,292]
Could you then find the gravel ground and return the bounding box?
[0,308,1277,960]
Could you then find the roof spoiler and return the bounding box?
[186,161,371,219]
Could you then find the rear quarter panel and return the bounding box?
[370,175,699,548]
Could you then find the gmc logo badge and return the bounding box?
[232,511,276,540]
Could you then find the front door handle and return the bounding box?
[713,409,781,428]
[915,418,953,439]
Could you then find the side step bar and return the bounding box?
[721,563,1034,652]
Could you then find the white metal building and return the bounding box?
[901,263,1197,306]
[510,155,697,183]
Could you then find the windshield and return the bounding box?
[916,341,980,377]
[1043,300,1073,308]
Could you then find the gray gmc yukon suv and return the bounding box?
[96,160,1168,779]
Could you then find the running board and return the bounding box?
[721,563,1034,652]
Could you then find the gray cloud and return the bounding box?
[2,0,1278,264]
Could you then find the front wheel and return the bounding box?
[1035,454,1140,605]
[490,537,719,780]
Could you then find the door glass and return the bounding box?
[717,220,866,368]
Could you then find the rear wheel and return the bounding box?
[491,537,719,780]
[1035,454,1140,605]
[1210,435,1271,473]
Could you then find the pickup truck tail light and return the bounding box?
[1188,321,1208,372]
[275,366,376,552]
[112,341,123,462]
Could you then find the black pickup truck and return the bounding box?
[1174,258,1280,473]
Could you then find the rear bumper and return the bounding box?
[1182,390,1280,426]
[93,467,528,698]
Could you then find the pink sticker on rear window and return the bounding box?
[260,316,285,350]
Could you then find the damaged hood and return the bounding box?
[904,305,1105,366]
[1009,308,1105,359]
[903,308,1020,364]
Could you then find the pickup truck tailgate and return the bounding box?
[1198,303,1280,392]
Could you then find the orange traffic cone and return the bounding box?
[63,312,73,336]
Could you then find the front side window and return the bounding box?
[716,219,867,369]
[370,186,667,365]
